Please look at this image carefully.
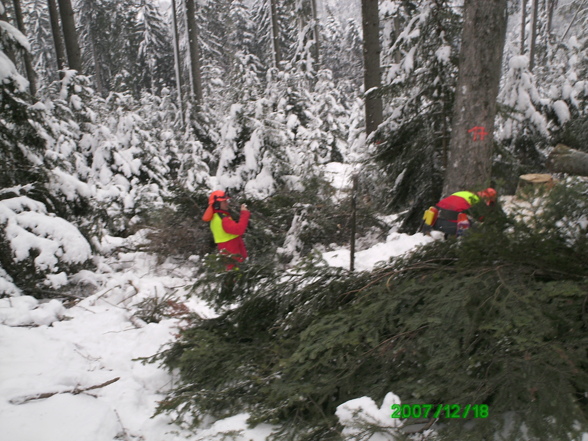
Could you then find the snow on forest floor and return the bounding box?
[0,163,439,441]
[0,232,434,441]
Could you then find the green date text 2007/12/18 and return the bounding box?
[390,404,489,419]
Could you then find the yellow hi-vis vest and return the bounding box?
[210,213,240,244]
[452,191,480,206]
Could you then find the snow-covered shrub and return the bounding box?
[0,196,92,296]
[0,295,65,326]
[336,392,403,441]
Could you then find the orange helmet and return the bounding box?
[202,190,230,222]
[208,190,230,205]
[477,188,497,203]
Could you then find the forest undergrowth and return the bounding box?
[148,179,588,441]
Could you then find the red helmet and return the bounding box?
[208,190,230,205]
[477,188,497,203]
[202,190,230,222]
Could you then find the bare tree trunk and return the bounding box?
[47,0,67,73]
[361,0,383,136]
[185,0,203,105]
[521,0,527,54]
[310,0,320,67]
[171,0,184,126]
[57,0,82,72]
[529,0,538,71]
[546,0,557,35]
[88,29,105,96]
[269,0,282,69]
[443,0,508,196]
[547,144,588,176]
[12,0,37,95]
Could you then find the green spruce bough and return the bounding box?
[150,180,588,441]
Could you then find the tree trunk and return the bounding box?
[47,0,67,73]
[171,0,184,126]
[269,0,282,69]
[310,0,320,67]
[520,0,527,54]
[57,0,82,72]
[88,29,105,96]
[361,0,383,136]
[185,0,203,105]
[546,0,557,35]
[12,0,37,95]
[529,0,538,71]
[443,0,508,196]
[546,144,588,176]
[516,173,554,197]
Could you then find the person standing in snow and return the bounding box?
[202,190,250,269]
[421,188,497,238]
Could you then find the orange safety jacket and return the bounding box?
[436,191,480,214]
[210,209,250,266]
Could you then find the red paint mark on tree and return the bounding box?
[468,126,488,141]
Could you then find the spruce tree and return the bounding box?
[372,0,461,231]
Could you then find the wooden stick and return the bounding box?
[9,377,120,405]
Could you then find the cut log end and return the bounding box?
[516,173,555,197]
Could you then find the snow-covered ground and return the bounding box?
[0,227,432,441]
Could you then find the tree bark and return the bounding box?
[185,0,203,105]
[171,0,184,126]
[546,144,588,176]
[269,0,282,69]
[88,28,105,96]
[57,0,82,72]
[310,0,320,67]
[443,0,508,196]
[520,0,527,54]
[546,0,557,35]
[361,0,383,136]
[529,0,538,71]
[12,0,37,95]
[47,0,67,73]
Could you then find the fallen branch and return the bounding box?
[9,377,120,405]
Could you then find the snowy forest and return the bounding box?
[1,0,588,440]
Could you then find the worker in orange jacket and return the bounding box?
[202,190,250,269]
[422,188,497,237]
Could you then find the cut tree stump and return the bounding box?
[516,173,555,197]
[546,144,588,177]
